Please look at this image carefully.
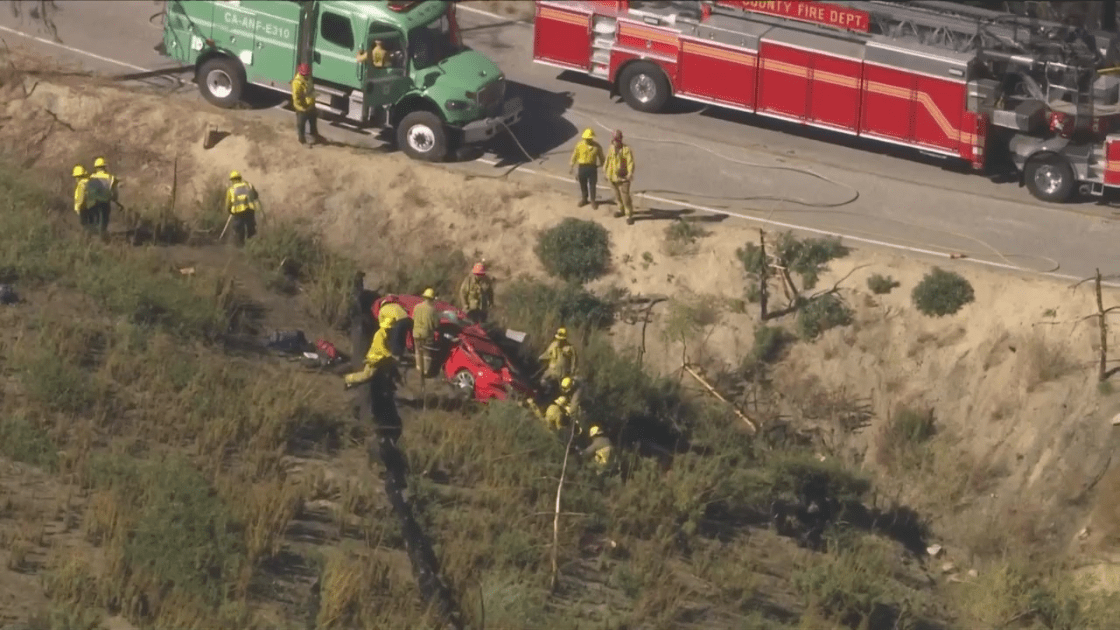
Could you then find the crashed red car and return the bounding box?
[372,294,534,402]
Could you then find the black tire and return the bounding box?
[197,57,245,108]
[619,61,671,113]
[396,111,448,162]
[1024,154,1075,203]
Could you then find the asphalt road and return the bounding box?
[2,1,1120,282]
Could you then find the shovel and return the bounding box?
[218,214,233,242]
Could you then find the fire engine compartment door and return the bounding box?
[362,28,410,111]
[759,28,865,131]
[863,39,970,152]
[1105,134,1120,186]
[315,7,361,89]
[163,1,212,63]
[533,2,591,71]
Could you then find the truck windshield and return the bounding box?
[408,13,462,71]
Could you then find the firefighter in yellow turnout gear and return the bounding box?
[225,171,260,245]
[458,262,494,323]
[412,289,438,378]
[544,395,572,432]
[88,157,118,235]
[604,130,636,224]
[292,63,319,145]
[569,128,605,209]
[71,165,98,230]
[583,425,613,471]
[539,328,578,396]
[344,310,399,389]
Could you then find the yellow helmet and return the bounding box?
[422,288,435,299]
[589,425,603,437]
[93,157,107,168]
[555,327,568,340]
[581,128,595,140]
[229,170,242,181]
[560,377,573,391]
[553,396,568,407]
[71,165,87,177]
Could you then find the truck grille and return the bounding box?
[477,78,506,115]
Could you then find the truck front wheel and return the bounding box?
[396,111,447,162]
[1024,155,1075,203]
[197,57,244,108]
[619,62,670,114]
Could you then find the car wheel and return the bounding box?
[396,111,448,162]
[197,57,244,108]
[451,369,475,400]
[1024,155,1075,203]
[619,61,671,114]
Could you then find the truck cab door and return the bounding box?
[315,7,360,88]
[361,29,411,116]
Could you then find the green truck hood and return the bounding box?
[417,48,504,103]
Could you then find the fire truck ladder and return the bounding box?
[833,0,1065,55]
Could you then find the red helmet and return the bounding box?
[472,262,486,275]
[297,63,311,76]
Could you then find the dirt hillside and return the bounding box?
[2,41,1120,624]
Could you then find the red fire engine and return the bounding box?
[532,0,1120,203]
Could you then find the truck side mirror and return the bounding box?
[313,51,321,63]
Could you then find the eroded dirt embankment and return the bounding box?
[3,45,1119,587]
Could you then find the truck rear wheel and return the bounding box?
[396,111,447,162]
[619,62,670,114]
[197,57,244,108]
[1024,155,1075,203]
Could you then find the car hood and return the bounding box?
[417,49,503,100]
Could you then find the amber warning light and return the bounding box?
[716,0,871,33]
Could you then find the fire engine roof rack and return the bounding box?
[824,0,1064,55]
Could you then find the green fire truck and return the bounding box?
[161,0,523,161]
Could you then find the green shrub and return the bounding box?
[499,277,614,343]
[304,253,359,330]
[390,246,468,298]
[737,232,849,291]
[20,353,102,414]
[0,416,59,471]
[796,294,853,340]
[88,454,246,608]
[866,273,899,295]
[751,325,790,364]
[911,267,974,317]
[793,533,909,627]
[580,334,690,439]
[245,221,324,280]
[74,255,229,338]
[877,407,936,471]
[889,407,935,445]
[759,455,872,506]
[534,218,611,283]
[663,220,710,257]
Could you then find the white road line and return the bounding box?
[3,18,1110,288]
[0,24,150,72]
[475,157,1120,288]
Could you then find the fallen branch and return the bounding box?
[806,263,872,301]
[549,424,577,594]
[682,363,758,434]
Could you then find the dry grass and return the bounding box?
[0,60,1112,630]
[1020,331,1079,390]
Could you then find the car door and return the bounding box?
[361,23,411,112]
[314,7,360,88]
